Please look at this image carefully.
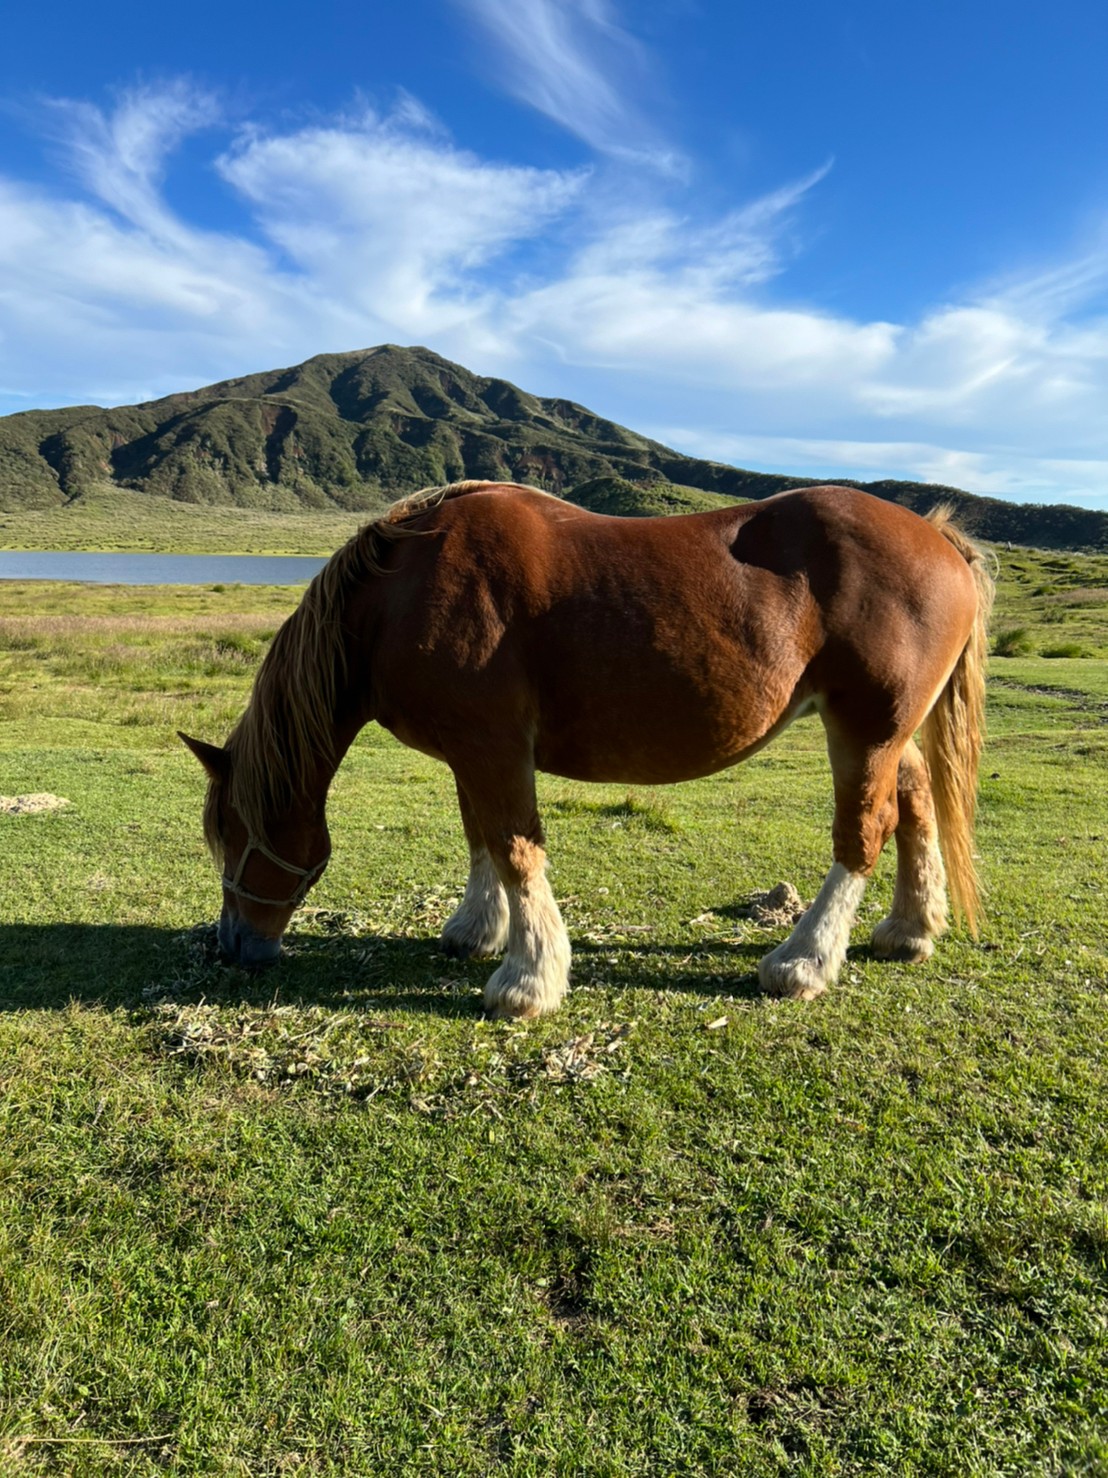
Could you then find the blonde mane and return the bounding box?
[204,481,544,853]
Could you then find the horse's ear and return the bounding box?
[178,732,230,782]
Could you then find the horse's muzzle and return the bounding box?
[218,906,283,969]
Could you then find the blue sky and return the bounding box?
[2,0,1107,506]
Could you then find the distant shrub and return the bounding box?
[993,627,1035,657]
[212,631,259,660]
[1042,642,1090,659]
[181,631,262,675]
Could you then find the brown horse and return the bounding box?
[181,480,992,1016]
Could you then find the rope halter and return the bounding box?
[221,835,331,909]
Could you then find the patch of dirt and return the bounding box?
[0,793,69,815]
[990,676,1108,720]
[738,881,809,927]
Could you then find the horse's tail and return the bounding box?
[919,507,995,936]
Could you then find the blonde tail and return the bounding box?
[919,508,995,935]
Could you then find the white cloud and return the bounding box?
[857,297,1108,456]
[560,160,833,290]
[453,0,680,169]
[653,429,1108,505]
[218,111,586,334]
[0,88,586,402]
[1,80,1107,507]
[511,273,899,389]
[45,81,221,242]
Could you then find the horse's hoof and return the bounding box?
[871,918,935,964]
[441,933,507,960]
[757,955,829,1001]
[440,934,474,961]
[485,1000,544,1021]
[484,959,567,1019]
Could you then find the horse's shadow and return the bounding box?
[0,917,778,1015]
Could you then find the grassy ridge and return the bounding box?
[0,547,1106,1473]
[0,484,369,555]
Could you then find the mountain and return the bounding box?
[2,344,1105,550]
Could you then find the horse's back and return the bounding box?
[367,483,981,783]
[400,480,979,664]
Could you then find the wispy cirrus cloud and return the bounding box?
[42,80,221,240]
[559,159,833,291]
[0,84,587,402]
[453,0,681,170]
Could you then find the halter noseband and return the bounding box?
[222,836,330,909]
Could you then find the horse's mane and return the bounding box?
[204,481,548,852]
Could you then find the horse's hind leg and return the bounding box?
[871,739,948,962]
[441,780,509,960]
[759,732,901,1000]
[450,757,570,1019]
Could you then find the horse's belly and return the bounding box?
[533,690,786,785]
[535,743,744,785]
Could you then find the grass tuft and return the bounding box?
[993,625,1035,656]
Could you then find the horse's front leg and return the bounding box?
[759,734,900,1000]
[757,863,868,1000]
[450,757,570,1019]
[441,780,509,960]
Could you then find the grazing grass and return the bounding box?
[0,538,1106,1474]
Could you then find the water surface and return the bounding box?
[0,552,328,585]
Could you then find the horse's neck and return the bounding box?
[332,583,380,740]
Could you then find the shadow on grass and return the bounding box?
[0,920,770,1013]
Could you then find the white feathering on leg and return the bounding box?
[442,848,509,957]
[872,833,947,963]
[758,863,866,1000]
[484,870,571,1019]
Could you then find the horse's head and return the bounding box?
[179,732,331,968]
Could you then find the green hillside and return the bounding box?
[2,343,1106,551]
[0,346,674,515]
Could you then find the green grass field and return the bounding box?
[0,537,1106,1475]
[0,486,369,556]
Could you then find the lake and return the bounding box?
[0,552,329,585]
